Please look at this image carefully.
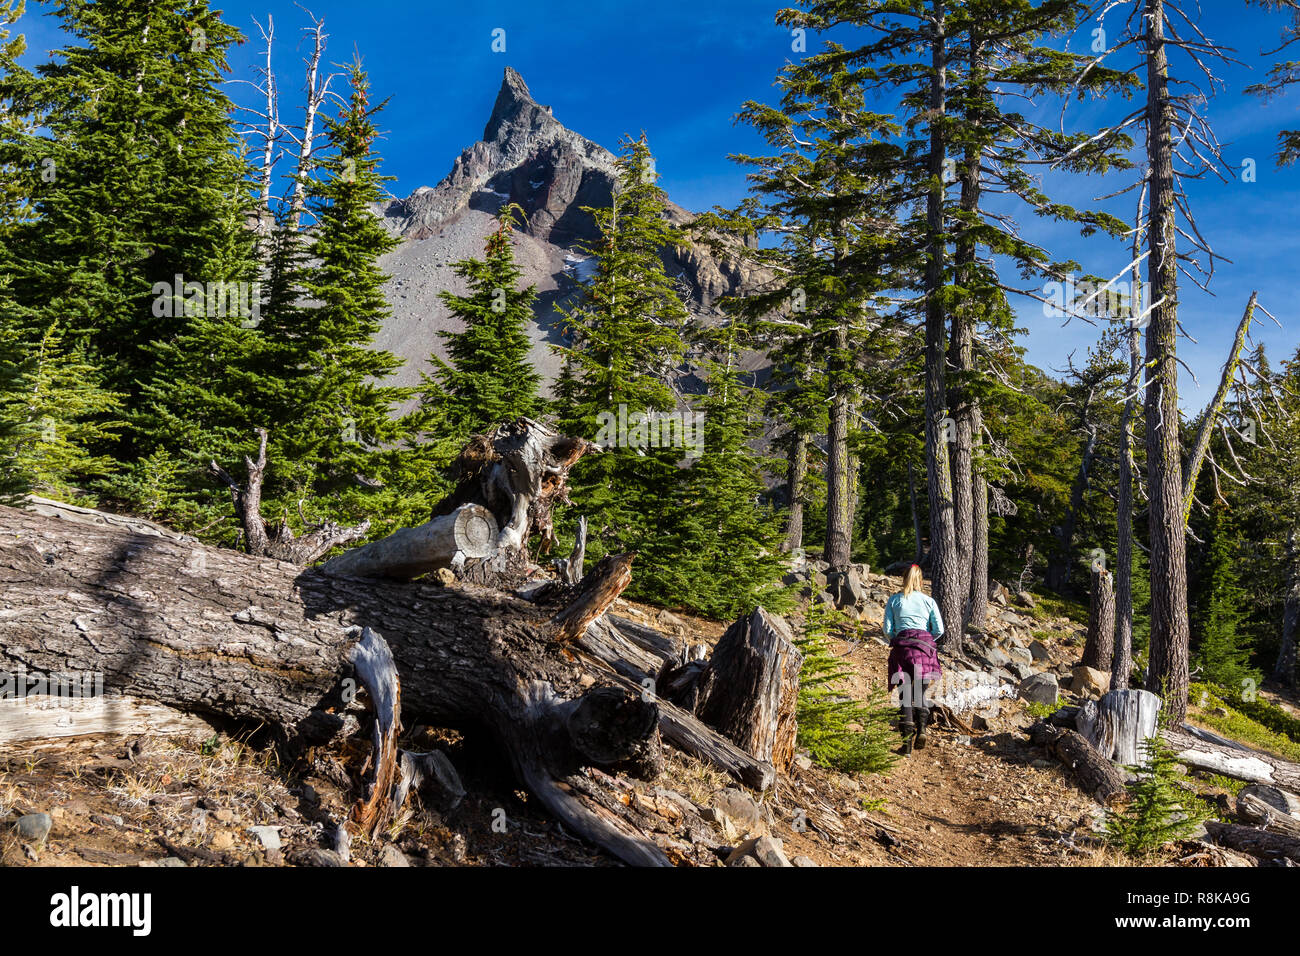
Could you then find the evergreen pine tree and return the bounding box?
[255,60,437,540]
[0,0,258,460]
[428,203,543,439]
[1105,721,1211,859]
[795,604,898,774]
[1191,502,1259,691]
[553,135,691,579]
[650,328,790,617]
[0,322,121,503]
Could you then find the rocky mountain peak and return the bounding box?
[483,66,560,148]
[379,68,759,309]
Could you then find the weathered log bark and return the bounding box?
[321,505,498,581]
[579,616,777,791]
[1164,723,1300,791]
[0,504,669,866]
[1029,721,1128,806]
[694,608,802,773]
[548,553,634,644]
[1205,820,1300,863]
[781,430,809,555]
[210,428,370,563]
[1082,568,1115,672]
[1077,688,1161,765]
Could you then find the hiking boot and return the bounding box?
[898,711,915,754]
[914,708,929,751]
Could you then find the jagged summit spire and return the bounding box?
[483,66,556,146]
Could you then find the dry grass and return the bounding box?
[661,750,730,809]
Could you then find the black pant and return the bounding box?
[897,677,934,732]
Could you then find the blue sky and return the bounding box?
[14,1,1300,412]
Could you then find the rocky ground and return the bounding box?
[4,567,1277,869]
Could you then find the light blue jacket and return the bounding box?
[883,591,945,641]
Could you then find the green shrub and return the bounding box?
[1105,726,1212,859]
[794,605,898,775]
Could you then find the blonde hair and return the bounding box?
[902,564,923,598]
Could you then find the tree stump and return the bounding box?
[695,608,802,772]
[1077,688,1161,765]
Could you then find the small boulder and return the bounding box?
[791,855,819,867]
[1018,673,1059,706]
[378,844,411,867]
[1070,665,1110,699]
[1007,645,1034,666]
[14,813,52,845]
[826,568,866,609]
[1029,640,1052,662]
[1008,661,1035,681]
[1015,590,1037,610]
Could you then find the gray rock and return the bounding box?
[730,853,762,867]
[983,645,1012,668]
[1015,590,1037,609]
[791,855,819,867]
[1029,640,1052,662]
[158,857,188,868]
[752,836,793,867]
[1008,661,1035,680]
[712,788,764,835]
[246,825,282,852]
[14,813,52,844]
[1007,645,1034,666]
[826,568,866,609]
[1018,672,1060,705]
[292,848,347,868]
[378,844,411,867]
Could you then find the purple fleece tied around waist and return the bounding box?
[887,628,942,683]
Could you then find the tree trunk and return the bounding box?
[968,412,990,631]
[1181,292,1258,521]
[0,504,675,866]
[1143,0,1192,722]
[695,608,802,773]
[825,334,854,573]
[925,0,960,650]
[908,461,924,564]
[782,431,809,554]
[1082,568,1116,672]
[1113,330,1141,690]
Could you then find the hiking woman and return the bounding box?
[882,564,944,755]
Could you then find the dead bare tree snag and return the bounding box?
[209,427,370,563]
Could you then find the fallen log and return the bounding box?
[579,616,777,791]
[1029,721,1129,806]
[1165,723,1300,791]
[0,504,669,866]
[1236,786,1300,837]
[321,505,498,581]
[1205,819,1300,864]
